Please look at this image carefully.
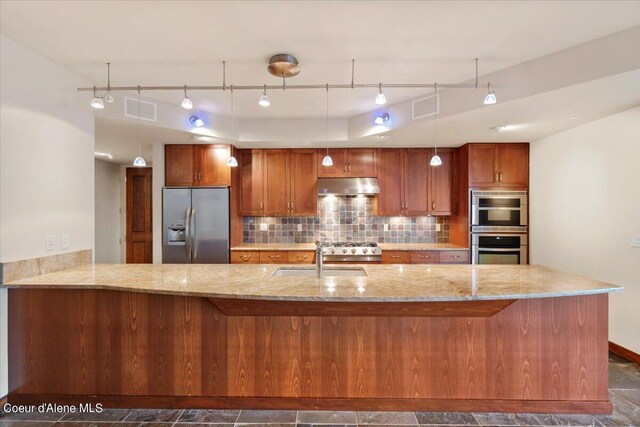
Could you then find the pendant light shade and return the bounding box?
[375,83,386,105]
[484,83,496,105]
[227,156,238,167]
[322,154,334,167]
[430,83,442,167]
[91,87,104,109]
[258,85,270,107]
[322,85,333,167]
[429,154,442,166]
[133,156,147,167]
[181,85,193,109]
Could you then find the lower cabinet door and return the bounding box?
[440,250,470,264]
[410,251,440,264]
[287,251,316,263]
[259,251,289,264]
[231,251,259,264]
[381,251,411,264]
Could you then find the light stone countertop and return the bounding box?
[1,263,622,302]
[231,243,468,251]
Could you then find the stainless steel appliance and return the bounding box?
[162,187,230,263]
[317,178,380,195]
[471,190,527,232]
[318,242,382,262]
[471,233,527,265]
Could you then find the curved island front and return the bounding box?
[2,264,622,414]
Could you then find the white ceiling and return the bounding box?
[1,0,639,119]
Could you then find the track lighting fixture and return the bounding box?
[374,112,390,125]
[322,85,333,167]
[226,88,238,167]
[430,84,442,167]
[227,156,238,167]
[133,156,147,167]
[258,85,270,107]
[90,87,104,109]
[484,83,496,105]
[190,115,204,127]
[322,149,333,167]
[133,87,147,167]
[375,83,386,105]
[104,63,114,103]
[181,85,193,110]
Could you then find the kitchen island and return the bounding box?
[2,264,621,414]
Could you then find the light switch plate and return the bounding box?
[631,235,640,248]
[384,224,390,231]
[45,235,55,251]
[260,223,268,231]
[297,224,302,231]
[435,224,441,232]
[61,234,70,249]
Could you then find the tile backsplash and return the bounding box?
[243,195,449,244]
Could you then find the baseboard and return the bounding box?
[610,341,640,365]
[7,394,612,415]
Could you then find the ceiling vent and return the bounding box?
[124,97,157,122]
[412,93,439,120]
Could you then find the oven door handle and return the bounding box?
[477,207,522,211]
[477,247,523,252]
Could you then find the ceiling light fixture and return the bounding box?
[374,112,390,125]
[430,84,442,167]
[227,86,238,167]
[375,83,386,105]
[258,84,270,107]
[181,85,193,109]
[484,82,496,105]
[94,151,113,160]
[133,86,147,167]
[267,54,300,78]
[90,87,104,109]
[322,84,333,167]
[104,63,114,103]
[190,115,204,127]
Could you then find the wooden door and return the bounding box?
[376,149,404,216]
[200,145,231,186]
[317,148,347,177]
[468,144,497,188]
[165,145,196,186]
[496,143,529,189]
[262,149,290,216]
[430,148,454,215]
[346,148,377,177]
[239,149,264,215]
[403,149,430,216]
[290,149,317,216]
[126,167,153,263]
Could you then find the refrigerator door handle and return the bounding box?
[184,207,191,259]
[191,207,197,260]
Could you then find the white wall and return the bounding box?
[95,159,122,263]
[530,106,640,354]
[0,35,95,396]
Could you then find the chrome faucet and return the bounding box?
[315,241,325,278]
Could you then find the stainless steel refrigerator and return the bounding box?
[162,187,230,263]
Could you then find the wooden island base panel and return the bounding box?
[8,289,610,414]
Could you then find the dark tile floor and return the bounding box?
[1,353,638,427]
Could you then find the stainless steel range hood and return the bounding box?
[317,177,380,195]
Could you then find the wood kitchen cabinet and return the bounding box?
[468,143,529,189]
[376,148,454,216]
[239,149,317,216]
[317,148,376,178]
[165,144,231,186]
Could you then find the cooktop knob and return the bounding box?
[322,248,328,254]
[342,249,347,254]
[362,248,368,253]
[331,249,336,254]
[351,248,357,254]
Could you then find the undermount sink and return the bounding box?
[272,267,367,277]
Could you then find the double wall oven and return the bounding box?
[471,190,528,265]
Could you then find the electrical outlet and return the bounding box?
[384,224,390,231]
[297,224,302,231]
[260,223,268,231]
[45,235,55,251]
[435,224,441,232]
[631,235,640,248]
[61,233,70,249]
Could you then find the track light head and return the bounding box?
[259,94,270,107]
[190,115,204,127]
[374,112,390,125]
[322,155,334,167]
[375,83,386,105]
[133,156,147,167]
[91,97,105,109]
[227,156,238,167]
[430,154,442,166]
[181,86,193,109]
[484,83,496,105]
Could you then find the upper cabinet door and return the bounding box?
[200,145,231,186]
[262,150,291,216]
[317,148,348,177]
[239,150,264,215]
[496,144,529,189]
[165,145,196,186]
[468,144,498,188]
[430,148,454,215]
[290,149,318,216]
[376,149,404,216]
[347,148,377,177]
[403,149,430,216]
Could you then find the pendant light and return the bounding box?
[104,63,114,103]
[90,87,104,109]
[181,85,193,109]
[430,84,442,167]
[321,84,333,167]
[484,82,497,105]
[227,86,238,167]
[375,82,386,105]
[133,87,147,167]
[258,84,270,107]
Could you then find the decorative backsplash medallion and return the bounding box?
[243,195,449,244]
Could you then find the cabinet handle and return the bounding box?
[269,255,280,260]
[195,172,198,182]
[348,164,351,173]
[240,255,251,262]
[296,255,308,261]
[432,200,435,210]
[287,202,290,210]
[290,202,294,211]
[499,172,503,182]
[451,255,461,258]
[260,201,264,211]
[343,164,347,173]
[494,171,498,182]
[418,255,430,259]
[390,255,401,259]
